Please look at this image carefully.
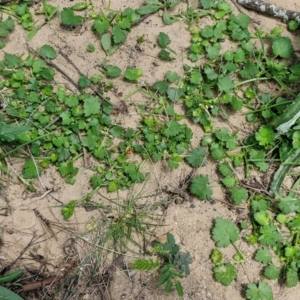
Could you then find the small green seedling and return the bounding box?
[131,233,192,297]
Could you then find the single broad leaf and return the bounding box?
[82,134,98,150]
[108,181,119,192]
[255,125,275,146]
[272,37,294,58]
[158,49,172,61]
[112,25,127,43]
[78,75,91,88]
[229,13,250,29]
[23,159,39,179]
[264,264,280,280]
[0,123,30,142]
[186,147,206,168]
[218,76,234,93]
[211,248,223,265]
[254,211,270,226]
[175,281,184,297]
[231,187,248,204]
[210,143,227,161]
[204,66,218,80]
[163,120,183,137]
[101,33,111,51]
[278,194,300,214]
[259,225,281,246]
[0,17,15,37]
[136,4,161,15]
[190,174,212,200]
[246,282,273,300]
[105,65,121,78]
[286,267,298,287]
[167,87,184,102]
[157,32,171,48]
[124,68,143,81]
[61,8,84,26]
[212,217,239,247]
[165,71,179,82]
[240,61,259,79]
[153,81,169,94]
[221,176,236,188]
[218,163,233,177]
[0,40,5,49]
[255,247,272,264]
[84,96,100,116]
[213,263,236,286]
[39,44,57,59]
[86,44,95,52]
[92,18,109,35]
[4,53,22,68]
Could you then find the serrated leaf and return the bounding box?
[61,8,84,26]
[23,159,39,179]
[213,263,236,286]
[259,225,281,246]
[264,264,280,280]
[0,123,30,142]
[105,65,121,78]
[222,176,236,188]
[286,267,298,287]
[112,25,127,43]
[153,81,168,94]
[167,87,184,102]
[157,32,171,48]
[212,217,239,247]
[272,37,294,58]
[90,175,103,189]
[190,174,212,200]
[255,247,272,264]
[92,19,110,35]
[4,53,22,68]
[255,126,275,146]
[0,17,15,37]
[186,147,206,168]
[158,49,172,61]
[246,282,273,300]
[165,71,179,82]
[240,61,259,79]
[218,76,234,93]
[163,120,182,137]
[124,68,143,81]
[78,75,91,88]
[231,187,248,204]
[210,143,226,161]
[39,44,57,59]
[84,96,100,117]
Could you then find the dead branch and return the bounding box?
[237,0,300,22]
[22,276,59,292]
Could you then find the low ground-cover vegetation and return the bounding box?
[1,0,300,298]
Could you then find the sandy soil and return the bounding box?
[0,0,300,299]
